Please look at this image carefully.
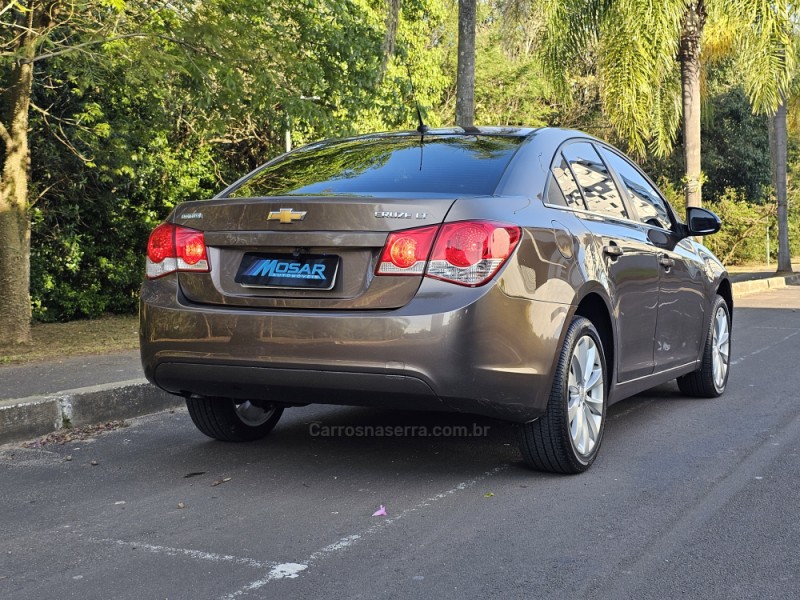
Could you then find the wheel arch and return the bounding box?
[716,277,733,323]
[574,291,616,389]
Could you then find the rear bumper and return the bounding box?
[139,276,570,422]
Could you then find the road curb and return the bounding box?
[0,380,183,445]
[732,273,800,297]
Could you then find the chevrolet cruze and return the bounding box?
[140,127,732,473]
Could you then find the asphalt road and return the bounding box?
[2,287,799,600]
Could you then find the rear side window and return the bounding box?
[550,154,585,209]
[562,142,628,219]
[598,147,672,229]
[225,135,524,198]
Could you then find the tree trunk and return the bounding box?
[381,0,402,76]
[0,6,37,344]
[455,0,476,128]
[770,101,792,272]
[679,2,705,209]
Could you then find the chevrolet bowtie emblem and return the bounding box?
[267,208,307,224]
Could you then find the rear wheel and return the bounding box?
[186,397,284,442]
[518,316,607,474]
[677,294,731,397]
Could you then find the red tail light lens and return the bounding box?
[375,221,520,286]
[146,223,210,279]
[428,221,520,286]
[376,225,439,275]
[147,222,174,264]
[175,228,208,266]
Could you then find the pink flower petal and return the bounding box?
[372,505,387,517]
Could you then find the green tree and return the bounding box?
[359,0,449,132]
[2,0,386,339]
[697,85,771,204]
[539,0,795,209]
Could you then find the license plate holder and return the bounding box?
[235,253,339,290]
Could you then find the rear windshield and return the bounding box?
[224,135,523,198]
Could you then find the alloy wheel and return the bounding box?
[712,306,730,391]
[568,335,605,457]
[234,401,277,427]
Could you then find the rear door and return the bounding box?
[554,142,660,381]
[598,147,707,371]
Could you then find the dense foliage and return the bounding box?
[7,0,799,321]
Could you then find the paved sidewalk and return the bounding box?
[0,350,142,400]
[1,266,799,445]
[727,261,800,282]
[0,348,182,445]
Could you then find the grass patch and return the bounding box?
[0,315,139,365]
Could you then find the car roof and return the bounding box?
[294,126,602,155]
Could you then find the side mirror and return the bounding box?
[686,207,721,236]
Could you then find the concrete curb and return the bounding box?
[732,273,800,297]
[0,379,183,445]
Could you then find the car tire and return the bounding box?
[186,397,284,442]
[677,294,731,398]
[517,316,607,474]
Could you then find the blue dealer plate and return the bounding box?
[235,253,339,290]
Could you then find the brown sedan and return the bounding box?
[140,127,732,473]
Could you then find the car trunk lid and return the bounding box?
[175,195,456,310]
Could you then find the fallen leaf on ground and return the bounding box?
[22,421,128,448]
[484,492,495,498]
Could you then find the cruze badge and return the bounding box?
[267,208,307,224]
[374,211,429,219]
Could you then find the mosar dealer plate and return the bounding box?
[235,253,339,290]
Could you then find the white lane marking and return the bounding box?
[222,463,509,599]
[264,563,307,579]
[93,538,271,569]
[730,329,800,366]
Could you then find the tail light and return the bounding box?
[376,225,439,275]
[146,223,210,279]
[427,221,520,285]
[375,221,520,287]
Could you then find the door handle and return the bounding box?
[659,256,675,269]
[603,243,623,258]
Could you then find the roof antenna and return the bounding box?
[406,64,429,136]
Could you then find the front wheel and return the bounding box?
[517,316,608,474]
[186,397,284,442]
[677,294,731,398]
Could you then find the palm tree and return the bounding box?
[767,29,800,273]
[539,0,795,209]
[769,98,792,272]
